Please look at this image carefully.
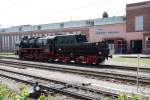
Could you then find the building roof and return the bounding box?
[0,16,125,33]
[126,1,150,7]
[126,1,150,10]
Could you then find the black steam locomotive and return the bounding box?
[16,34,109,64]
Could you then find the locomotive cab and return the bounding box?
[53,34,109,64]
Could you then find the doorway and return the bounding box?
[130,40,142,53]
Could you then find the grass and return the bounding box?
[0,51,17,58]
[111,57,150,66]
[0,52,15,55]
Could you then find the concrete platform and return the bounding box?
[113,54,150,58]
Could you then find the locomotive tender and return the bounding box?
[17,34,109,64]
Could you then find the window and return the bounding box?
[96,29,105,34]
[76,35,87,43]
[135,16,143,31]
[56,36,64,44]
[60,23,64,28]
[86,20,94,26]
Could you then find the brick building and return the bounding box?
[126,1,150,54]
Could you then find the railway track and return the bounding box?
[0,56,150,72]
[0,65,117,100]
[0,59,150,85]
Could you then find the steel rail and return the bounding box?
[0,56,150,72]
[0,67,117,100]
[0,59,150,85]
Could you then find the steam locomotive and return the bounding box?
[16,34,109,64]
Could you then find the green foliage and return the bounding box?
[104,96,110,100]
[10,84,29,100]
[103,12,109,18]
[2,83,150,100]
[0,83,12,100]
[118,93,127,100]
[117,93,150,100]
[131,94,139,100]
[138,94,150,100]
[0,83,54,100]
[48,95,54,100]
[0,83,29,100]
[38,95,46,100]
[38,95,54,100]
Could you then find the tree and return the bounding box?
[37,25,42,30]
[103,12,108,18]
[19,27,22,31]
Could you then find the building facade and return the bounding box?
[0,1,150,54]
[0,16,126,54]
[126,1,150,54]
[143,32,150,54]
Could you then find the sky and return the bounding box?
[0,0,148,28]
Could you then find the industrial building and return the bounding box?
[0,1,150,54]
[0,16,126,54]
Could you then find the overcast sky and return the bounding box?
[0,0,147,27]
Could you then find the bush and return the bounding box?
[117,93,150,100]
[0,83,30,100]
[0,83,54,100]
